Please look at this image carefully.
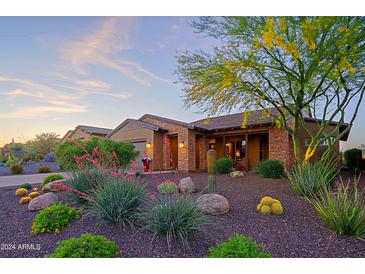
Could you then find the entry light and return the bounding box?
[146,142,151,149]
[362,148,365,160]
[179,141,185,148]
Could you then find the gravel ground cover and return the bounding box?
[0,171,364,258]
[0,161,59,176]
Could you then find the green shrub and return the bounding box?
[343,148,362,172]
[157,179,178,193]
[48,233,119,258]
[10,163,24,174]
[216,157,233,174]
[38,166,52,173]
[207,233,272,258]
[32,204,80,234]
[20,183,32,190]
[310,178,365,239]
[55,137,139,170]
[8,143,26,160]
[288,157,339,197]
[41,174,65,186]
[142,194,210,248]
[66,168,105,204]
[5,159,18,167]
[88,175,145,227]
[0,151,6,163]
[255,159,285,179]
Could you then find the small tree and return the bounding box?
[177,17,365,163]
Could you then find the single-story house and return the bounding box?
[62,125,113,141]
[107,109,349,171]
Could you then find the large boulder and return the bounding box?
[42,179,68,192]
[197,193,229,215]
[179,177,196,193]
[28,193,59,211]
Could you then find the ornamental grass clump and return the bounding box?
[48,233,119,258]
[32,204,80,234]
[66,168,105,204]
[309,177,365,239]
[141,194,210,249]
[87,175,145,227]
[288,157,339,198]
[207,233,271,258]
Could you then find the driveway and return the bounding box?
[0,172,70,188]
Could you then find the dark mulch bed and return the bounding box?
[0,161,60,176]
[1,171,365,258]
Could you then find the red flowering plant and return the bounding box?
[53,138,144,202]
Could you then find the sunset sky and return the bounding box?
[0,17,363,149]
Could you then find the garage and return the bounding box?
[130,139,147,166]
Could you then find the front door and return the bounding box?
[248,134,260,170]
[169,136,178,169]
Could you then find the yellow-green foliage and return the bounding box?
[29,191,40,198]
[19,197,32,204]
[260,196,273,206]
[271,202,284,215]
[257,196,284,216]
[260,205,271,215]
[15,188,28,196]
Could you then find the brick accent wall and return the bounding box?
[140,117,194,171]
[268,127,291,169]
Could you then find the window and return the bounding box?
[305,137,336,147]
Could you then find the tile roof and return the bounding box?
[77,125,113,135]
[107,118,167,138]
[191,108,280,130]
[139,114,195,129]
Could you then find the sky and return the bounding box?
[0,16,364,149]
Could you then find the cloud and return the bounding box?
[60,17,171,86]
[0,104,87,119]
[75,80,112,90]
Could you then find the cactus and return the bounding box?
[15,188,28,196]
[20,183,32,190]
[260,205,271,215]
[29,191,40,199]
[19,197,32,204]
[256,203,262,211]
[207,149,217,193]
[260,196,273,206]
[271,202,284,215]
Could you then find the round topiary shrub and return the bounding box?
[10,163,24,174]
[207,233,271,258]
[255,159,285,179]
[41,174,64,186]
[32,204,80,234]
[48,233,119,258]
[38,166,52,173]
[20,183,32,190]
[343,148,362,172]
[216,157,233,174]
[157,179,178,193]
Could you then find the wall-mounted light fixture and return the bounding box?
[362,147,365,160]
[146,142,151,149]
[179,141,185,148]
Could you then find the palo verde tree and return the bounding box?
[177,17,365,163]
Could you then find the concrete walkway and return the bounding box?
[0,172,70,188]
